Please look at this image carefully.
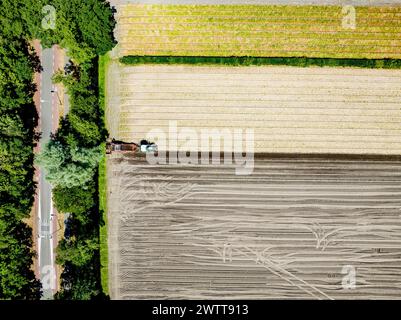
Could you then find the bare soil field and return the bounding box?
[107,154,401,299]
[106,62,401,154]
[115,4,401,58]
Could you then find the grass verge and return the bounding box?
[120,55,401,69]
[99,53,110,295]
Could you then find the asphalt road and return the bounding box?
[38,46,57,300]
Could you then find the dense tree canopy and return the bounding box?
[0,0,116,300]
[53,183,96,217]
[35,0,115,300]
[0,219,42,299]
[36,0,116,63]
[0,0,117,299]
[0,0,43,39]
[36,138,102,188]
[56,238,99,267]
[54,263,106,300]
[0,0,116,62]
[0,36,42,298]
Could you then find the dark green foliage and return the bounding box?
[0,0,44,39]
[37,59,106,273]
[53,62,107,146]
[53,183,96,216]
[34,1,115,299]
[0,219,42,299]
[0,0,116,61]
[37,0,116,62]
[51,59,107,298]
[0,0,115,300]
[60,0,116,56]
[56,237,99,267]
[54,262,107,300]
[0,35,42,298]
[0,0,43,300]
[30,1,115,299]
[53,178,106,299]
[37,58,109,300]
[120,55,401,69]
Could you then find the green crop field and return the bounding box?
[117,5,401,59]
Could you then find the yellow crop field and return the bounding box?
[116,5,401,59]
[106,63,401,155]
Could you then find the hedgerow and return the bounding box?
[120,56,401,69]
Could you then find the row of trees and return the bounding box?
[0,0,115,299]
[37,63,107,299]
[34,0,116,299]
[0,29,42,298]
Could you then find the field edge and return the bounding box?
[99,52,110,296]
